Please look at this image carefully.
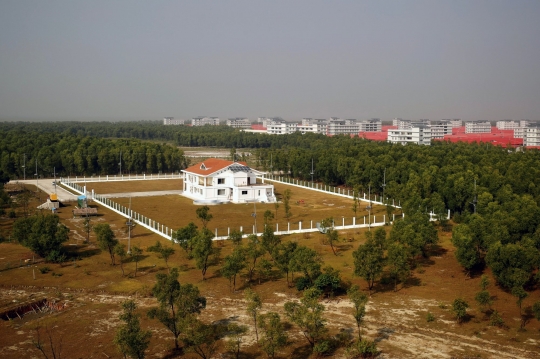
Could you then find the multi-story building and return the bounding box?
[327,118,359,136]
[192,117,220,126]
[465,121,491,134]
[496,120,521,130]
[163,117,185,125]
[429,120,454,139]
[514,127,527,139]
[297,118,327,134]
[226,118,251,129]
[387,126,432,145]
[520,119,530,128]
[524,124,540,147]
[266,118,298,135]
[358,118,382,132]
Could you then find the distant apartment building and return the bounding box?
[465,121,491,134]
[514,127,527,139]
[297,118,327,134]
[393,118,407,128]
[327,118,359,136]
[446,119,463,128]
[163,117,185,125]
[429,120,454,139]
[226,118,251,129]
[520,119,530,128]
[358,118,382,132]
[192,117,220,126]
[266,118,298,135]
[387,126,432,145]
[524,124,540,147]
[496,120,520,130]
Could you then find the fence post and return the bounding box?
[287,222,290,232]
[311,220,313,229]
[353,217,356,226]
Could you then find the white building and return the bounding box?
[163,117,185,125]
[465,121,492,134]
[387,126,432,145]
[181,158,276,204]
[227,118,251,129]
[524,125,540,147]
[429,120,454,139]
[266,118,298,135]
[327,118,359,136]
[496,120,520,130]
[192,117,220,126]
[358,119,382,132]
[297,118,327,134]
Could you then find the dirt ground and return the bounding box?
[1,184,539,359]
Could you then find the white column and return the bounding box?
[287,222,290,232]
[342,217,345,226]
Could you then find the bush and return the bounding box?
[313,340,332,356]
[39,266,51,274]
[295,276,312,291]
[8,209,16,218]
[426,312,435,322]
[347,338,378,358]
[490,310,505,328]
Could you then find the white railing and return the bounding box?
[64,172,182,183]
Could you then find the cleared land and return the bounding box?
[0,183,539,359]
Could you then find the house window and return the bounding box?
[218,189,225,195]
[218,178,225,184]
[241,190,248,195]
[258,190,260,196]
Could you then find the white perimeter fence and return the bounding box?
[61,174,448,242]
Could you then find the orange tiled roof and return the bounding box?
[182,158,248,176]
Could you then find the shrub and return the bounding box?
[347,338,378,358]
[490,310,505,328]
[426,312,435,322]
[295,276,312,291]
[313,340,332,356]
[39,266,51,274]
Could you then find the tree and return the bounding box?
[227,228,243,246]
[245,234,265,283]
[192,228,215,280]
[222,247,246,291]
[390,213,438,259]
[82,216,92,242]
[196,205,213,228]
[313,266,341,298]
[452,298,469,323]
[321,217,339,255]
[225,323,247,359]
[94,223,118,265]
[263,210,274,226]
[114,300,152,359]
[32,325,63,359]
[289,245,322,286]
[261,225,280,255]
[347,285,368,339]
[114,243,127,276]
[256,258,273,284]
[147,268,206,350]
[283,189,292,220]
[258,312,288,359]
[451,224,481,276]
[274,202,279,219]
[130,246,143,277]
[180,316,218,359]
[272,241,298,287]
[147,240,175,273]
[475,291,492,313]
[353,239,384,295]
[12,213,69,259]
[532,301,540,323]
[173,222,198,255]
[386,242,410,291]
[511,286,528,321]
[284,288,327,349]
[244,288,262,342]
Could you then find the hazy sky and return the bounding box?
[1,0,539,121]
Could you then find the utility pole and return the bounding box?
[119,151,122,175]
[381,168,386,205]
[310,158,314,183]
[269,153,273,176]
[127,196,133,254]
[53,167,57,195]
[35,158,38,191]
[22,153,26,180]
[367,184,372,230]
[252,200,257,234]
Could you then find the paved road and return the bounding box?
[10,179,78,202]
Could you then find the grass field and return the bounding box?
[0,182,539,359]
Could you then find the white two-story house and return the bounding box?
[181,158,276,204]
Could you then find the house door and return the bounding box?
[247,177,251,185]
